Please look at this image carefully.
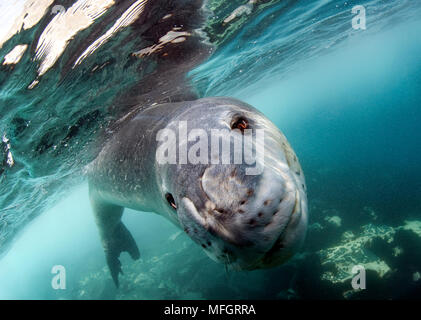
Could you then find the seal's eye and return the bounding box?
[165,193,177,210]
[231,116,249,133]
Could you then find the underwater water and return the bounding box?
[0,0,421,299]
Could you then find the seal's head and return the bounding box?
[155,97,307,270]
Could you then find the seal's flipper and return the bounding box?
[90,196,140,288]
[105,221,140,287]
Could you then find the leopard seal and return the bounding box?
[88,97,308,287]
[0,0,307,273]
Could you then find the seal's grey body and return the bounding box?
[88,97,307,287]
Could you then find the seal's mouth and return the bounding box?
[177,182,301,270]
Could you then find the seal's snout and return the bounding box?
[188,161,307,270]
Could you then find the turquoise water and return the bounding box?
[0,0,421,299]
